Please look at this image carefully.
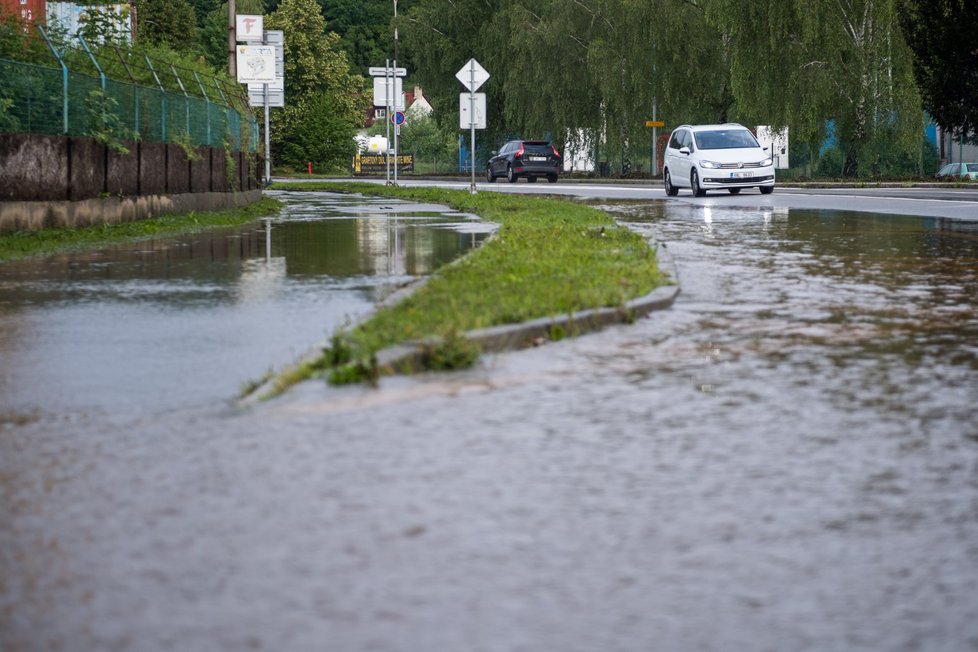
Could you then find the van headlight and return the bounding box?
[699,160,718,169]
[760,157,773,167]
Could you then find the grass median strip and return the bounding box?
[262,182,666,392]
[0,197,283,262]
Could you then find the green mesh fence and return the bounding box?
[0,56,257,151]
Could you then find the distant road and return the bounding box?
[295,177,978,221]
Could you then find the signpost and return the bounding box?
[456,58,489,193]
[370,62,407,185]
[644,119,665,175]
[237,27,285,186]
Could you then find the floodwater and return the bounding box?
[0,190,492,423]
[2,196,978,652]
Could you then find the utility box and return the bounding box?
[756,126,789,169]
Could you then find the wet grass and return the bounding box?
[262,181,665,390]
[0,197,283,262]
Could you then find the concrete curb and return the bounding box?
[237,224,680,406]
[373,240,679,374]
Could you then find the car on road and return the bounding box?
[935,162,978,181]
[487,139,561,183]
[663,123,775,197]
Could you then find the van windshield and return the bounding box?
[694,129,759,150]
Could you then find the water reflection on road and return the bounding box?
[2,197,978,651]
[0,191,492,422]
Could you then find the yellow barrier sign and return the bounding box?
[645,120,665,128]
[353,153,414,174]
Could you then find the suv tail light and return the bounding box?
[551,145,561,158]
[515,143,525,158]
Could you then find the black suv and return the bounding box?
[487,140,561,183]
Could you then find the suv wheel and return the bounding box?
[547,174,558,183]
[691,169,706,197]
[487,166,496,183]
[664,169,678,196]
[507,164,518,183]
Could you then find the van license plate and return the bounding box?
[731,171,753,178]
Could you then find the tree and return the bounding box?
[132,0,198,51]
[707,0,923,177]
[265,0,368,170]
[898,0,978,143]
[399,112,456,168]
[322,0,419,74]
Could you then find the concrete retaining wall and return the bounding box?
[0,190,264,232]
[0,133,261,232]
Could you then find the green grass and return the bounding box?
[264,181,665,389]
[0,197,283,262]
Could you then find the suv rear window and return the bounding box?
[522,142,552,155]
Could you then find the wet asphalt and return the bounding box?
[2,194,977,651]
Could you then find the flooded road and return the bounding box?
[2,196,978,651]
[0,191,491,422]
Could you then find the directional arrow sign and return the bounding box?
[456,58,489,92]
[369,66,407,77]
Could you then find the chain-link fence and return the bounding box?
[0,44,257,152]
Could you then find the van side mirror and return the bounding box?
[679,147,691,155]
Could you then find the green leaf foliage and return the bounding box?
[401,0,929,177]
[132,0,198,51]
[898,0,978,144]
[265,0,369,170]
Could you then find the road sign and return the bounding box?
[459,93,486,129]
[236,14,263,42]
[392,111,406,126]
[369,66,407,77]
[645,120,665,127]
[247,31,285,107]
[373,77,405,109]
[456,58,489,92]
[236,45,275,83]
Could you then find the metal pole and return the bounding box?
[36,26,69,134]
[263,33,271,185]
[143,55,166,141]
[393,0,399,186]
[263,83,270,185]
[469,62,476,193]
[652,98,658,177]
[385,59,391,185]
[393,59,399,186]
